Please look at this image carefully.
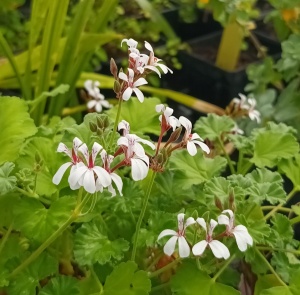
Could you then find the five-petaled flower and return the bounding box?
[192,218,230,259]
[218,209,253,252]
[52,137,83,186]
[119,68,148,102]
[179,116,210,156]
[68,142,111,193]
[158,213,196,258]
[156,104,180,131]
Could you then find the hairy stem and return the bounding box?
[217,137,236,174]
[148,258,180,278]
[212,254,236,282]
[109,98,122,147]
[131,171,156,261]
[0,223,13,257]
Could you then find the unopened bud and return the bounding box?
[110,58,118,79]
[96,128,103,137]
[166,126,182,145]
[103,116,110,129]
[89,122,97,132]
[214,197,223,211]
[35,152,41,163]
[229,190,235,211]
[114,80,121,94]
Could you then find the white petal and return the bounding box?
[87,100,97,110]
[95,102,103,113]
[134,77,148,87]
[177,213,185,232]
[68,163,88,188]
[93,166,111,187]
[155,104,165,113]
[122,87,133,101]
[131,158,148,180]
[210,219,218,232]
[107,184,116,197]
[185,217,196,229]
[118,120,130,132]
[157,229,177,240]
[218,214,230,226]
[163,236,178,256]
[118,72,128,82]
[101,100,111,109]
[144,65,161,77]
[52,162,72,185]
[133,88,145,103]
[233,225,253,251]
[179,116,192,131]
[78,144,89,164]
[136,137,155,150]
[209,240,230,259]
[91,142,103,164]
[193,140,210,154]
[111,173,123,196]
[196,218,207,232]
[57,143,71,158]
[82,169,96,193]
[192,240,208,256]
[73,137,83,151]
[178,236,190,258]
[84,80,93,92]
[187,141,197,156]
[117,136,129,147]
[222,209,234,218]
[144,41,153,52]
[156,63,173,74]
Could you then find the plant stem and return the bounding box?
[0,223,13,257]
[257,246,300,256]
[15,187,39,198]
[62,104,87,116]
[290,215,300,225]
[8,192,91,278]
[91,266,104,294]
[217,137,236,174]
[212,254,236,282]
[148,258,180,278]
[150,282,170,293]
[131,171,156,261]
[261,206,292,214]
[109,98,122,147]
[255,248,286,286]
[264,187,298,221]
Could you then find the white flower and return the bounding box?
[96,150,123,197]
[158,213,195,258]
[121,38,138,51]
[144,41,173,77]
[118,68,148,102]
[117,133,155,181]
[84,80,104,100]
[232,93,249,110]
[52,137,83,185]
[118,120,130,136]
[155,104,180,131]
[247,98,261,123]
[231,123,244,135]
[218,209,253,252]
[179,116,210,156]
[192,218,230,259]
[68,143,111,193]
[87,99,111,113]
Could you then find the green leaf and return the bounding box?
[171,262,240,295]
[0,97,37,165]
[271,214,294,242]
[169,150,227,190]
[7,252,57,295]
[260,286,293,295]
[103,261,151,295]
[246,168,286,205]
[251,128,299,168]
[14,196,76,243]
[107,97,161,135]
[40,276,80,295]
[74,220,129,266]
[254,275,283,295]
[0,193,19,226]
[278,155,300,189]
[0,162,17,195]
[194,114,235,141]
[17,137,60,196]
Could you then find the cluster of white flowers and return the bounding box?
[158,210,253,259]
[118,38,173,103]
[52,137,122,196]
[155,104,210,156]
[84,80,112,113]
[232,93,261,123]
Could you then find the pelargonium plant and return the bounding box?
[1,38,300,295]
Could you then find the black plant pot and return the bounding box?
[162,31,281,109]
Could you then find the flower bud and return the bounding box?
[89,122,97,132]
[114,80,121,94]
[110,58,118,79]
[165,126,182,146]
[214,196,223,211]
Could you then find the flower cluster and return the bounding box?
[158,210,253,259]
[84,80,112,113]
[111,38,173,103]
[226,93,261,123]
[52,138,122,196]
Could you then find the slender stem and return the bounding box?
[0,223,13,257]
[15,187,39,198]
[146,253,164,272]
[8,192,91,278]
[62,104,87,116]
[131,171,157,261]
[148,258,180,278]
[290,215,300,225]
[264,188,298,221]
[236,151,243,175]
[155,129,165,157]
[76,187,83,206]
[217,137,235,174]
[261,206,292,214]
[255,248,286,286]
[257,246,300,256]
[109,99,122,147]
[212,254,236,282]
[196,257,201,270]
